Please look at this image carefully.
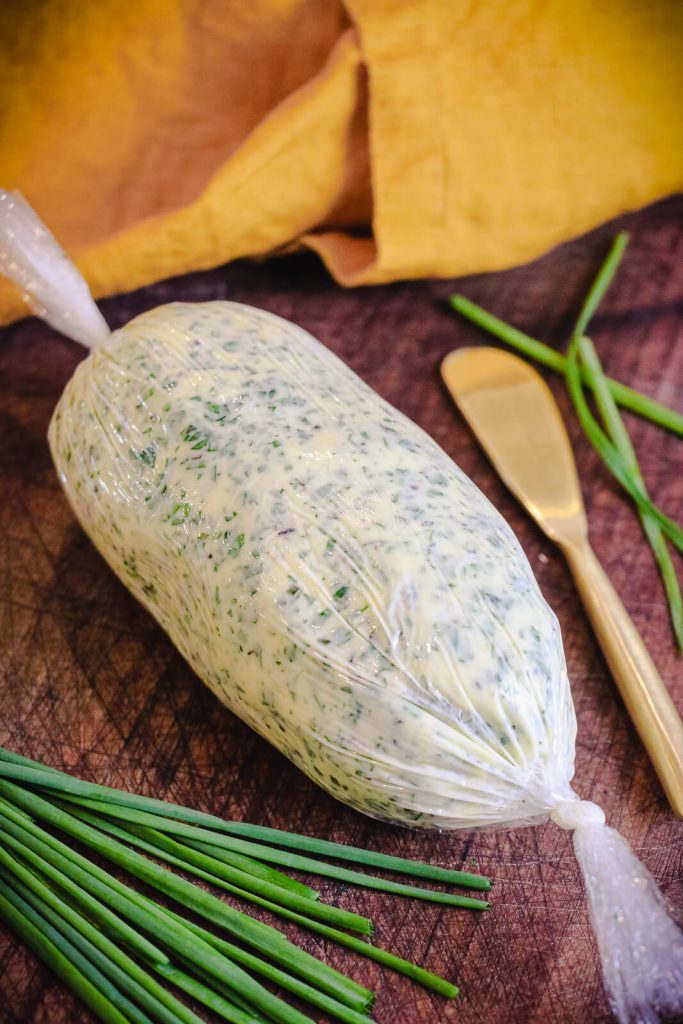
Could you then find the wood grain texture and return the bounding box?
[0,196,682,1024]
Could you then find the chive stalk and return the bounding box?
[3,876,268,1024]
[567,236,683,643]
[149,962,269,1024]
[51,795,459,997]
[571,232,629,339]
[0,750,474,1021]
[0,797,168,965]
[0,781,370,1013]
[62,801,374,935]
[185,833,488,909]
[205,849,318,900]
[187,963,363,1024]
[154,900,375,1024]
[0,849,210,1024]
[58,793,488,909]
[0,883,133,1024]
[1,781,459,1000]
[0,748,490,890]
[3,883,157,1024]
[564,348,683,551]
[576,337,683,649]
[448,295,683,437]
[2,874,220,1024]
[0,811,314,1024]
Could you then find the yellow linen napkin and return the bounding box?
[1,0,681,323]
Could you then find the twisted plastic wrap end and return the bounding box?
[552,796,683,1023]
[0,190,110,348]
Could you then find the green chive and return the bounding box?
[565,343,683,554]
[154,900,375,1024]
[151,962,269,1024]
[448,295,683,437]
[576,336,683,649]
[571,232,629,340]
[0,750,489,890]
[53,793,488,909]
[0,780,370,1014]
[0,816,313,1024]
[0,797,168,965]
[4,872,263,1024]
[41,793,458,998]
[0,748,486,1022]
[0,872,160,1024]
[185,833,489,909]
[451,231,683,651]
[0,882,133,1024]
[0,856,213,1024]
[2,782,458,1000]
[202,848,318,900]
[62,801,374,936]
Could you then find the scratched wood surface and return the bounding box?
[1,197,682,1024]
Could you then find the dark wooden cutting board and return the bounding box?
[1,197,682,1024]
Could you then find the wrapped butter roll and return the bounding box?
[51,298,576,829]
[1,190,682,1024]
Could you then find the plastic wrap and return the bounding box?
[0,191,110,347]
[2,193,682,1022]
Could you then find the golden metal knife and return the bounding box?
[442,345,683,817]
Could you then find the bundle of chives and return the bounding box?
[0,797,319,1024]
[57,796,489,909]
[562,253,683,647]
[449,274,683,438]
[0,747,490,1024]
[0,866,224,1024]
[0,785,376,1013]
[569,336,683,650]
[0,748,491,892]
[449,235,683,647]
[154,901,375,1024]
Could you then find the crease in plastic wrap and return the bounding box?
[2,191,682,1023]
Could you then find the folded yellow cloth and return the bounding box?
[1,0,682,323]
